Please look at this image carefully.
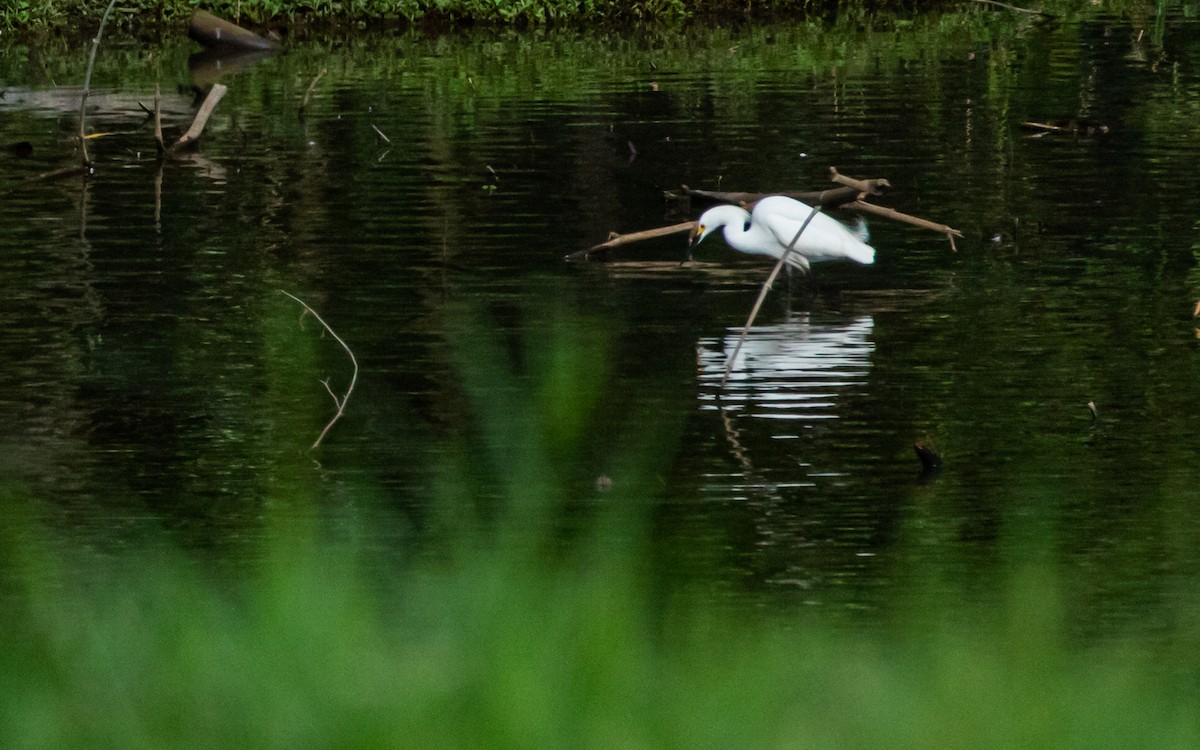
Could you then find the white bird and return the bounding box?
[688,195,875,271]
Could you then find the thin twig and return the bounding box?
[79,0,119,168]
[721,205,822,388]
[279,290,359,450]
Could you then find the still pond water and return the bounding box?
[3,11,1200,632]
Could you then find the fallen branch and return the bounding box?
[78,0,119,168]
[575,171,962,260]
[673,184,865,209]
[847,200,963,250]
[279,290,359,450]
[187,9,279,51]
[565,221,695,261]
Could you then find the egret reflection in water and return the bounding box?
[698,314,875,422]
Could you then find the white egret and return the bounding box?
[688,195,875,271]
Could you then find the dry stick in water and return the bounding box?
[720,204,822,388]
[371,124,392,144]
[828,167,891,196]
[847,200,963,251]
[153,83,165,154]
[78,0,119,168]
[154,83,228,156]
[175,84,228,151]
[565,221,697,261]
[279,290,359,450]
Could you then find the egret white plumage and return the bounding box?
[688,195,875,271]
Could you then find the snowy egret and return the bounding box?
[688,195,875,271]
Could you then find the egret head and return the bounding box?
[687,206,738,261]
[687,222,708,260]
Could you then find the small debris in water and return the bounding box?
[914,438,942,480]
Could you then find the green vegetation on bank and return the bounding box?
[0,0,1172,36]
[0,0,868,35]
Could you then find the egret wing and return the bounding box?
[755,197,875,265]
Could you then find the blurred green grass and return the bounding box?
[3,508,1200,749]
[2,296,1199,749]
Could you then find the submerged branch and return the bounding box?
[298,68,327,122]
[279,290,359,450]
[24,165,90,183]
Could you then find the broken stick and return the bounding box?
[828,167,890,196]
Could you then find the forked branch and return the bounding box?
[279,290,359,450]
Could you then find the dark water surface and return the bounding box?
[3,13,1200,632]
